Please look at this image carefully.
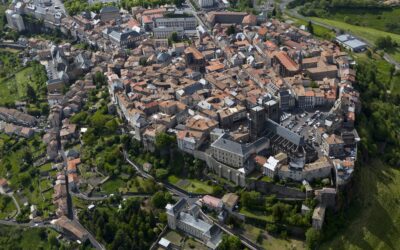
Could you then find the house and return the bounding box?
[52,216,89,241]
[177,129,206,153]
[0,178,10,194]
[221,193,239,212]
[185,47,206,73]
[143,162,153,172]
[312,204,326,230]
[60,123,77,141]
[263,156,279,178]
[321,134,344,158]
[201,195,223,211]
[273,51,300,77]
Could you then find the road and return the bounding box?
[185,0,211,33]
[71,192,152,201]
[280,0,400,69]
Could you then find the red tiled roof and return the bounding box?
[275,51,299,72]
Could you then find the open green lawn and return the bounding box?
[242,224,305,250]
[0,66,38,105]
[321,160,400,249]
[101,178,125,193]
[101,175,156,194]
[310,17,400,62]
[167,175,214,193]
[164,230,184,246]
[240,207,275,223]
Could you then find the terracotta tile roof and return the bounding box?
[275,51,299,72]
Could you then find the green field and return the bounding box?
[327,8,400,35]
[240,207,275,222]
[321,161,400,249]
[0,66,39,105]
[310,17,400,62]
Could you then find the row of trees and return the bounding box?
[375,35,398,51]
[294,0,388,17]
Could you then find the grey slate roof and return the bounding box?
[266,119,305,146]
[211,134,251,156]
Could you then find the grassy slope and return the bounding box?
[327,8,400,35]
[0,65,38,105]
[321,160,400,250]
[310,17,400,62]
[243,224,305,250]
[353,53,400,95]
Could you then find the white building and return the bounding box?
[263,156,279,178]
[5,9,25,31]
[166,199,223,249]
[198,0,214,7]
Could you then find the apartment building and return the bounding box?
[153,26,184,39]
[153,16,197,30]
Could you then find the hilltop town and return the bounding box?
[0,0,363,249]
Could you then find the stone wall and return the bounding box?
[248,181,306,199]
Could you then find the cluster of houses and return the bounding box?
[96,11,360,190]
[1,0,365,243]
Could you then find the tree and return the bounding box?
[173,0,185,7]
[212,185,223,196]
[169,32,180,44]
[155,168,169,180]
[256,231,263,243]
[226,25,236,36]
[139,57,147,66]
[48,234,59,247]
[93,71,106,87]
[271,6,277,17]
[307,21,314,34]
[217,235,242,250]
[241,191,264,210]
[375,36,397,50]
[105,119,119,133]
[26,84,37,103]
[151,191,171,208]
[305,228,321,249]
